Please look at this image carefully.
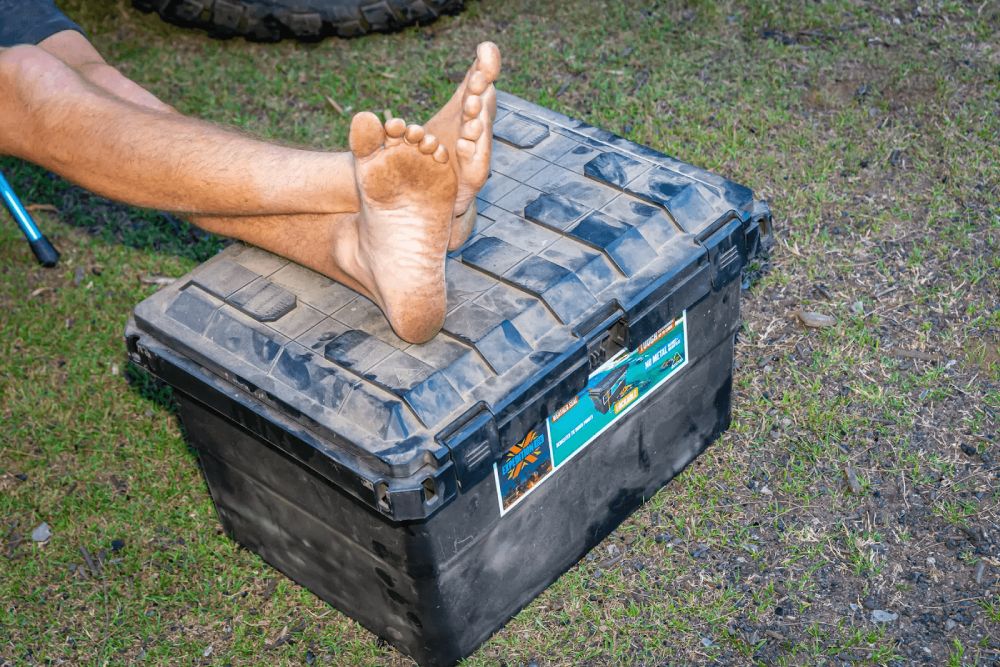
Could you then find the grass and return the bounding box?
[1,0,998,665]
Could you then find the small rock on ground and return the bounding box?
[844,465,863,494]
[31,522,51,543]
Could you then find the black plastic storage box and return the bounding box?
[125,92,772,666]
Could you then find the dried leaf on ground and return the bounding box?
[796,310,837,328]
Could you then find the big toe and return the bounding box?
[475,42,501,83]
[349,111,385,158]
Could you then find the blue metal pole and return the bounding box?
[0,170,60,266]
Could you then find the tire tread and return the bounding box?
[132,0,464,40]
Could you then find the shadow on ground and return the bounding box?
[1,157,223,263]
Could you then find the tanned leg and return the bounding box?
[0,40,359,216]
[35,31,175,113]
[1,33,494,342]
[182,114,458,343]
[2,34,374,295]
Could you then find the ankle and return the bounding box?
[330,212,377,298]
[455,200,476,221]
[324,152,362,213]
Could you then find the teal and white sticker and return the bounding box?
[494,312,689,514]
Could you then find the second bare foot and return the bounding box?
[341,112,457,343]
[425,41,501,250]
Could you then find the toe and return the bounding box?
[432,145,449,164]
[349,111,385,158]
[404,124,425,145]
[385,117,406,138]
[460,118,483,142]
[475,42,501,83]
[418,133,439,155]
[481,83,497,122]
[468,70,488,96]
[462,94,483,121]
[456,137,477,164]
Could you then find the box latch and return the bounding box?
[698,213,748,290]
[436,403,501,489]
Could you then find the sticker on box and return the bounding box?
[494,427,554,512]
[494,311,689,515]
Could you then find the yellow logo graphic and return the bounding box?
[613,387,639,414]
[502,430,543,480]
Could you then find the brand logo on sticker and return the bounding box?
[500,429,544,480]
[494,311,689,516]
[637,318,679,354]
[550,396,579,423]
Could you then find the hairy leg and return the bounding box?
[36,31,173,113]
[2,33,496,341]
[178,114,459,343]
[4,32,371,282]
[27,31,362,258]
[0,38,359,217]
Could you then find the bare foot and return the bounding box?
[193,114,458,343]
[425,41,501,250]
[342,112,457,343]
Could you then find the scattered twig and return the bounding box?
[888,348,943,363]
[79,546,101,577]
[921,595,990,610]
[324,95,344,115]
[781,238,804,258]
[266,625,290,649]
[26,203,59,213]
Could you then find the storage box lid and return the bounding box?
[127,91,771,520]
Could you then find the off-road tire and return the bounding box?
[132,0,466,41]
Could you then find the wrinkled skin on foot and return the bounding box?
[425,41,501,251]
[345,112,457,344]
